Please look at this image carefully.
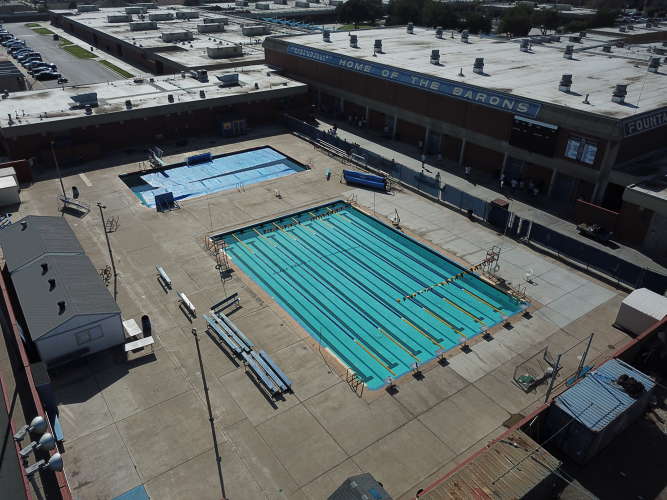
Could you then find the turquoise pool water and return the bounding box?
[122,147,306,207]
[218,201,526,390]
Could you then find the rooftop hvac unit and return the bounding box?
[558,74,572,92]
[407,22,413,34]
[520,38,530,52]
[323,30,331,42]
[627,25,634,30]
[612,84,627,104]
[167,94,174,103]
[620,26,627,32]
[70,92,98,109]
[430,49,439,65]
[648,57,661,73]
[374,39,382,52]
[125,100,132,109]
[216,73,239,87]
[200,90,205,99]
[84,105,92,115]
[603,44,611,53]
[564,44,574,59]
[473,57,484,74]
[568,35,581,43]
[435,26,443,38]
[350,34,358,48]
[461,30,469,43]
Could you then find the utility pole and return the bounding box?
[50,141,66,198]
[97,203,118,300]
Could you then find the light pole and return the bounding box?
[97,203,118,300]
[50,141,66,198]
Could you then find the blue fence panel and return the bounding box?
[641,270,667,295]
[519,218,531,239]
[486,205,510,231]
[459,192,488,219]
[442,185,463,208]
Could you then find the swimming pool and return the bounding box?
[121,146,306,207]
[217,201,526,390]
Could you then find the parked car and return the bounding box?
[57,77,68,84]
[6,41,26,50]
[17,51,39,60]
[21,57,42,67]
[18,53,41,63]
[2,39,19,47]
[35,71,61,81]
[29,64,57,75]
[9,46,29,55]
[26,61,53,70]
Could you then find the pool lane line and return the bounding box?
[319,215,478,328]
[441,296,486,325]
[253,227,278,247]
[378,327,421,362]
[291,217,316,233]
[401,318,444,349]
[308,211,335,227]
[327,210,503,318]
[461,288,501,312]
[421,308,467,338]
[354,340,396,376]
[232,233,254,254]
[273,222,298,240]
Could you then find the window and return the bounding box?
[565,136,598,165]
[509,116,558,156]
[75,326,103,345]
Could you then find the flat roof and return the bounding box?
[284,26,667,118]
[50,6,312,69]
[0,65,306,130]
[204,1,335,16]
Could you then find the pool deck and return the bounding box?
[13,128,634,499]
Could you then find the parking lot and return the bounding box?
[2,22,122,88]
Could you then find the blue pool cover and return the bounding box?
[134,148,304,207]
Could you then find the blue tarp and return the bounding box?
[343,170,387,191]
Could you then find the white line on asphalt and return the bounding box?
[79,173,92,186]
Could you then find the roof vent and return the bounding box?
[48,278,56,291]
[568,35,581,43]
[85,104,92,115]
[435,26,443,39]
[350,34,358,48]
[407,22,413,34]
[648,56,661,73]
[520,39,530,52]
[20,221,27,230]
[430,49,440,65]
[603,44,611,53]
[125,100,132,109]
[620,26,627,32]
[199,90,205,98]
[612,84,628,104]
[559,74,572,92]
[579,31,586,38]
[550,35,561,42]
[374,39,382,53]
[168,94,174,103]
[461,30,469,43]
[646,21,653,28]
[627,25,634,31]
[564,45,574,59]
[58,301,66,315]
[473,57,484,74]
[323,29,330,42]
[41,262,48,274]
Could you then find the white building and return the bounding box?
[0,216,122,366]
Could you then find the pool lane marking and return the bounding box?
[461,288,501,312]
[253,227,278,247]
[422,308,467,338]
[441,296,486,324]
[232,233,254,254]
[354,339,396,376]
[292,217,316,233]
[273,222,298,240]
[309,211,335,227]
[378,327,420,362]
[401,318,444,349]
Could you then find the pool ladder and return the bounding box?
[345,369,364,397]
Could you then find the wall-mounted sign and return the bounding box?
[286,44,542,118]
[623,108,667,137]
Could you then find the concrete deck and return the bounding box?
[11,128,634,499]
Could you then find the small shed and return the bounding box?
[544,358,655,464]
[614,288,667,335]
[0,216,122,366]
[0,175,19,207]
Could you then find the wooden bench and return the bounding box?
[177,291,196,317]
[58,195,90,215]
[124,335,155,353]
[259,350,292,392]
[203,314,243,356]
[155,266,172,289]
[214,311,253,350]
[242,351,281,397]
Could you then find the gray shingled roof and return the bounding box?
[0,216,83,273]
[11,254,119,340]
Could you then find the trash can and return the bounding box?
[72,186,79,199]
[141,315,152,337]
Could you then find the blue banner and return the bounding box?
[287,44,541,118]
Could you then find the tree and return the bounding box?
[530,9,561,35]
[387,0,426,26]
[463,12,492,34]
[587,8,620,28]
[421,0,460,29]
[497,6,533,37]
[336,0,383,28]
